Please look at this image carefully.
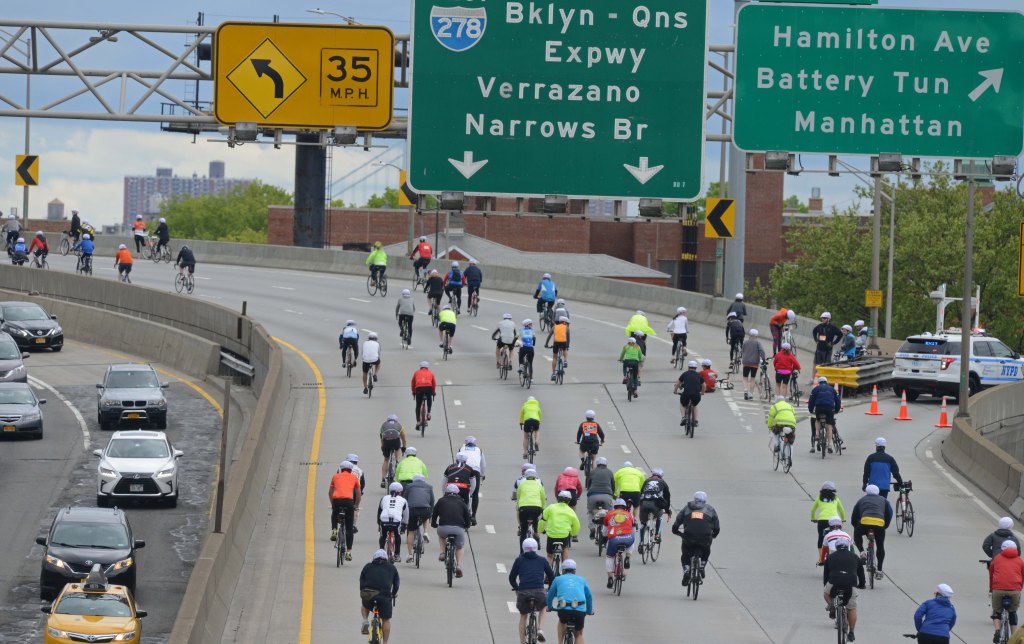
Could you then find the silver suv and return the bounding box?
[96,364,168,430]
[892,331,1024,400]
[94,430,182,507]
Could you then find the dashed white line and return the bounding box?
[486,525,497,534]
[453,400,462,406]
[472,325,489,331]
[620,445,631,454]
[271,285,295,290]
[284,309,304,315]
[457,421,466,429]
[348,297,370,303]
[29,375,89,451]
[496,563,506,573]
[445,380,453,385]
[507,601,518,614]
[928,447,1005,524]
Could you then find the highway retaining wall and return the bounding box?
[942,382,1024,518]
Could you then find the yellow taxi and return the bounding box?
[42,566,146,643]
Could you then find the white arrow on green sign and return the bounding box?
[408,0,709,200]
[734,5,1024,158]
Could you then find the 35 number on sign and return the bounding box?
[320,49,378,107]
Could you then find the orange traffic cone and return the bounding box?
[894,391,912,421]
[865,385,882,415]
[934,396,952,428]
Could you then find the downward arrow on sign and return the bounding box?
[623,157,664,185]
[448,151,488,179]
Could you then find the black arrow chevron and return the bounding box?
[401,182,418,206]
[251,59,284,98]
[706,199,733,237]
[16,155,37,186]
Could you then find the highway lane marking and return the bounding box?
[28,375,89,451]
[445,380,453,385]
[454,400,462,406]
[272,285,296,290]
[472,325,489,331]
[194,276,212,280]
[496,562,506,573]
[486,524,496,534]
[284,309,304,315]
[620,445,631,454]
[926,446,1017,531]
[349,297,370,303]
[198,294,222,300]
[507,601,518,614]
[273,337,326,644]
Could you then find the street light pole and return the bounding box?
[956,161,976,418]
[22,45,30,227]
[306,8,359,24]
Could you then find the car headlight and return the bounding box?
[21,411,38,421]
[114,632,138,641]
[148,398,166,406]
[44,554,67,569]
[5,327,27,337]
[10,364,24,373]
[156,466,176,478]
[102,399,121,407]
[47,627,69,638]
[109,557,134,572]
[100,466,118,478]
[51,326,62,336]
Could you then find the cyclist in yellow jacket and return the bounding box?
[767,395,797,453]
[520,396,542,459]
[614,461,646,520]
[366,241,387,286]
[539,491,581,566]
[625,310,656,356]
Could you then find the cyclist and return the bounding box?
[81,219,96,239]
[699,359,718,393]
[533,272,557,319]
[576,410,605,469]
[769,307,795,355]
[639,469,672,548]
[862,437,902,499]
[839,324,857,360]
[328,461,362,558]
[984,518,1021,558]
[175,244,196,277]
[432,483,472,578]
[741,328,766,401]
[9,237,27,265]
[377,482,409,561]
[552,298,570,324]
[822,536,864,642]
[767,394,797,454]
[854,320,870,355]
[618,336,645,393]
[154,217,169,256]
[361,331,382,396]
[394,446,428,487]
[509,537,554,644]
[114,243,133,281]
[437,303,457,353]
[424,269,444,311]
[366,241,387,286]
[131,214,146,257]
[546,559,593,644]
[548,316,570,381]
[812,312,842,377]
[518,319,536,375]
[914,584,957,644]
[772,342,801,399]
[625,310,655,356]
[539,491,581,567]
[410,361,436,423]
[851,484,893,581]
[613,461,645,520]
[811,481,846,565]
[69,209,82,242]
[823,516,852,557]
[379,414,407,487]
[71,233,94,272]
[346,454,367,522]
[808,376,841,454]
[672,491,721,585]
[674,361,705,427]
[492,313,518,369]
[403,473,434,562]
[4,213,20,250]
[443,453,474,509]
[340,321,360,367]
[464,259,483,306]
[443,261,464,312]
[409,235,432,280]
[519,395,542,459]
[727,292,747,321]
[602,498,636,587]
[666,307,689,363]
[586,457,615,540]
[555,467,583,510]
[726,312,746,366]
[991,541,1024,643]
[458,436,486,524]
[395,289,416,346]
[359,549,399,642]
[512,462,544,498]
[28,231,48,262]
[516,469,546,547]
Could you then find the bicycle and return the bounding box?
[672,342,688,370]
[579,448,593,486]
[781,322,797,351]
[444,534,457,587]
[399,317,412,350]
[412,520,425,568]
[498,345,512,380]
[58,231,72,256]
[367,597,394,644]
[682,399,696,438]
[446,291,461,316]
[383,523,399,563]
[119,268,131,284]
[864,529,877,589]
[519,356,533,389]
[30,253,48,269]
[553,349,565,385]
[429,298,440,328]
[832,591,851,644]
[729,340,742,373]
[813,410,841,459]
[366,363,376,397]
[343,345,356,378]
[412,265,427,291]
[468,289,479,317]
[894,480,914,537]
[524,424,537,463]
[523,596,541,644]
[612,544,627,596]
[758,358,773,401]
[174,271,194,294]
[76,254,93,276]
[441,327,452,361]
[624,363,639,402]
[540,304,555,333]
[416,396,429,437]
[638,513,661,564]
[789,370,803,404]
[367,272,388,297]
[150,239,173,263]
[385,450,398,487]
[560,611,582,644]
[685,553,702,600]
[773,427,794,473]
[995,593,1014,644]
[335,510,348,567]
[551,541,564,576]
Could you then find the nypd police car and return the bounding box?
[891,330,1024,401]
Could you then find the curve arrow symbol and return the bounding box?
[623,157,664,185]
[968,68,1003,102]
[251,59,284,99]
[448,151,488,180]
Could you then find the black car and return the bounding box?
[37,506,145,600]
[0,301,63,351]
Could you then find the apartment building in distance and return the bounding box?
[122,161,253,225]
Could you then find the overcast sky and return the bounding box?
[0,0,1020,225]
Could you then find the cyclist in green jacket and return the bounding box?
[520,396,542,459]
[366,241,388,286]
[395,446,428,485]
[614,461,646,520]
[516,469,547,548]
[767,395,797,453]
[539,491,581,566]
[618,337,646,389]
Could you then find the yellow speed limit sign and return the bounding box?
[214,22,394,130]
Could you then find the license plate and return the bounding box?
[3,425,14,432]
[34,337,46,344]
[911,360,920,366]
[129,484,144,493]
[126,413,141,419]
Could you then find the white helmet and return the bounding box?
[346,320,356,326]
[451,261,459,268]
[820,311,832,319]
[83,233,91,240]
[735,293,744,300]
[159,217,166,223]
[558,316,568,323]
[556,299,566,306]
[135,214,143,220]
[117,243,126,250]
[419,361,430,368]
[700,358,711,367]
[542,273,551,279]
[677,307,686,314]
[841,324,852,332]
[502,313,512,320]
[585,410,595,419]
[401,289,411,297]
[854,319,865,327]
[16,237,24,244]
[522,319,533,327]
[419,236,426,242]
[787,310,796,320]
[749,328,759,336]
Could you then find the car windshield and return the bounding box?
[55,592,132,617]
[105,371,160,389]
[3,305,48,322]
[107,438,169,459]
[51,522,130,549]
[0,341,20,360]
[0,388,34,405]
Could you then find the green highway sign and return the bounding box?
[408,0,709,200]
[734,5,1024,158]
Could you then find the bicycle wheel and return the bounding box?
[555,357,564,385]
[835,603,846,644]
[639,529,649,565]
[418,401,427,437]
[346,350,354,378]
[174,273,185,293]
[525,362,532,389]
[582,454,592,484]
[782,442,792,474]
[905,500,915,537]
[650,529,660,562]
[772,441,781,471]
[446,544,454,587]
[367,274,378,296]
[367,369,374,398]
[895,498,905,534]
[338,525,347,566]
[528,432,536,463]
[867,549,875,589]
[185,275,194,294]
[336,539,342,568]
[686,406,695,438]
[525,610,538,644]
[59,238,70,256]
[442,335,450,361]
[613,554,623,596]
[379,276,388,297]
[689,556,701,600]
[414,529,423,568]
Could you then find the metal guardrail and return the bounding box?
[815,357,893,391]
[220,350,254,378]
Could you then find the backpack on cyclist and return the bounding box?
[449,268,462,284]
[728,319,745,340]
[381,421,402,441]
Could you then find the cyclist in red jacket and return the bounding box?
[410,236,433,280]
[411,361,436,422]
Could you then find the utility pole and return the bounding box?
[868,175,882,349]
[723,0,749,299]
[956,161,976,418]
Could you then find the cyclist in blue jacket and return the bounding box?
[546,559,593,644]
[913,583,956,644]
[443,261,465,312]
[71,233,95,272]
[807,376,841,454]
[518,319,536,374]
[862,437,902,498]
[534,273,557,317]
[464,259,483,306]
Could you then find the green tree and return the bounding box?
[362,188,400,209]
[783,194,809,213]
[160,182,291,243]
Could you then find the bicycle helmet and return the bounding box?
[451,261,459,268]
[16,237,24,244]
[865,485,880,496]
[419,361,430,369]
[693,491,708,505]
[727,311,737,319]
[1004,541,1019,551]
[787,310,796,320]
[651,467,664,477]
[561,559,577,571]
[521,463,533,472]
[677,307,686,314]
[558,316,568,323]
[430,269,438,275]
[339,460,354,471]
[372,549,389,561]
[136,214,143,220]
[817,376,828,384]
[542,273,551,279]
[525,469,537,478]
[834,537,852,550]
[854,319,865,327]
[455,453,468,463]
[522,319,533,327]
[828,516,843,527]
[1000,517,1014,530]
[159,217,166,223]
[181,245,189,252]
[346,320,356,326]
[527,396,536,401]
[386,414,398,422]
[636,310,645,316]
[585,410,595,420]
[781,342,792,351]
[700,359,711,367]
[936,584,954,598]
[464,435,476,444]
[35,230,43,237]
[687,361,698,369]
[445,484,460,495]
[71,210,78,215]
[612,498,627,508]
[749,328,758,336]
[442,303,451,310]
[556,298,565,306]
[412,473,426,482]
[735,293,744,300]
[557,490,572,501]
[622,461,632,468]
[389,482,403,494]
[405,447,417,455]
[502,313,512,320]
[522,538,539,552]
[821,481,836,491]
[419,236,426,242]
[820,311,831,319]
[875,437,886,447]
[368,332,378,340]
[596,456,607,466]
[401,289,411,297]
[841,324,852,332]
[117,243,126,250]
[346,453,359,463]
[82,233,91,240]
[627,337,637,344]
[775,395,785,402]
[469,259,477,265]
[374,241,382,248]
